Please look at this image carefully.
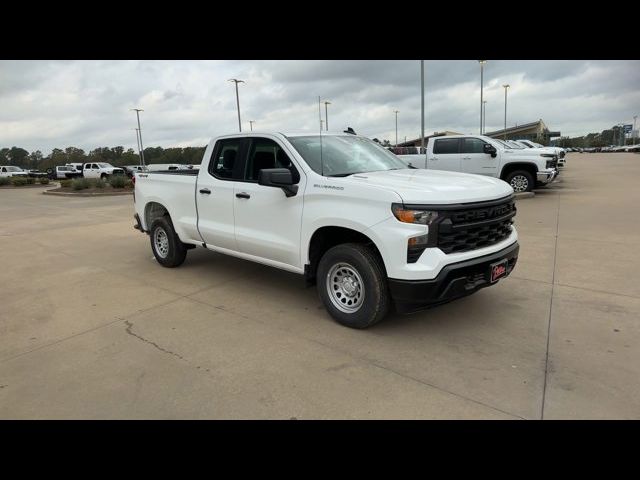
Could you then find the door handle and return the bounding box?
[431,157,438,161]
[236,192,251,199]
[199,188,211,194]
[463,156,471,160]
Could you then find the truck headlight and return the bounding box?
[391,204,439,225]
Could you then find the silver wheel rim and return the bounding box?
[510,175,529,192]
[326,262,365,313]
[153,227,170,258]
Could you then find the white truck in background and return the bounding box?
[82,162,125,179]
[396,135,558,192]
[0,166,29,178]
[514,139,566,168]
[133,131,520,329]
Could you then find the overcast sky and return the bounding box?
[1,60,639,153]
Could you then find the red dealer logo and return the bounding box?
[491,263,507,282]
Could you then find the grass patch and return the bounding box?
[39,177,50,185]
[109,175,126,188]
[0,177,10,186]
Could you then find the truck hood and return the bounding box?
[344,169,513,204]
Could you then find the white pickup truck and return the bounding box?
[0,166,29,178]
[514,139,566,168]
[133,132,520,328]
[397,135,558,192]
[82,162,125,179]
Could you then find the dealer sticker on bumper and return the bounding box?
[490,259,509,283]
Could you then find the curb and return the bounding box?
[43,189,133,197]
[514,192,535,199]
[0,183,54,189]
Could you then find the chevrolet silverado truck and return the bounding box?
[133,132,520,329]
[397,135,558,192]
[514,140,566,168]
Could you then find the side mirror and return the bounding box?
[258,168,298,197]
[484,144,498,157]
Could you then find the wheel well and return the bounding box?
[500,163,537,181]
[144,202,170,230]
[305,226,385,284]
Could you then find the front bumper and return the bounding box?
[388,241,519,313]
[537,169,557,184]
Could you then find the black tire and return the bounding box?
[504,170,534,193]
[101,173,108,180]
[149,216,187,268]
[317,243,390,329]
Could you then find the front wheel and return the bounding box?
[504,170,534,193]
[149,216,187,267]
[317,243,390,329]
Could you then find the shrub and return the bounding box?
[109,175,126,188]
[39,177,50,185]
[59,179,72,188]
[0,177,10,186]
[71,178,90,190]
[95,179,106,189]
[11,176,28,186]
[26,177,36,185]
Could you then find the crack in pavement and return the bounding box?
[124,320,186,362]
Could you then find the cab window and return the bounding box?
[244,138,299,183]
[209,139,243,180]
[433,138,460,154]
[461,138,487,154]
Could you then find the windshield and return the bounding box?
[494,139,513,149]
[506,140,525,149]
[287,135,408,177]
[97,163,113,168]
[6,166,23,172]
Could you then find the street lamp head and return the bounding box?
[503,84,510,89]
[228,78,245,84]
[324,101,331,105]
[130,108,144,112]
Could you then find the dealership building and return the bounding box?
[484,119,561,145]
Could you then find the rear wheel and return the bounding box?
[150,216,187,267]
[504,170,534,193]
[317,243,389,329]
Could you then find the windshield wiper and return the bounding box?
[327,173,357,177]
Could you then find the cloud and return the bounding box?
[0,60,638,153]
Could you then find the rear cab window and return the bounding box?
[433,138,460,154]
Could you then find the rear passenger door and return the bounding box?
[428,138,462,172]
[232,136,305,269]
[196,138,245,251]
[460,137,499,176]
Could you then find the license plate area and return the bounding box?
[490,259,508,283]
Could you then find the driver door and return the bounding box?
[232,136,305,269]
[460,137,499,176]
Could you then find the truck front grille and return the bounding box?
[433,196,516,255]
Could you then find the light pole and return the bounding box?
[634,115,637,143]
[133,128,142,165]
[228,78,244,132]
[320,119,324,130]
[323,101,331,131]
[479,60,487,135]
[131,108,145,166]
[420,60,425,154]
[482,100,487,134]
[249,120,255,131]
[394,110,399,147]
[502,84,510,140]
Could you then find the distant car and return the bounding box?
[25,169,48,178]
[46,165,83,179]
[0,166,29,177]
